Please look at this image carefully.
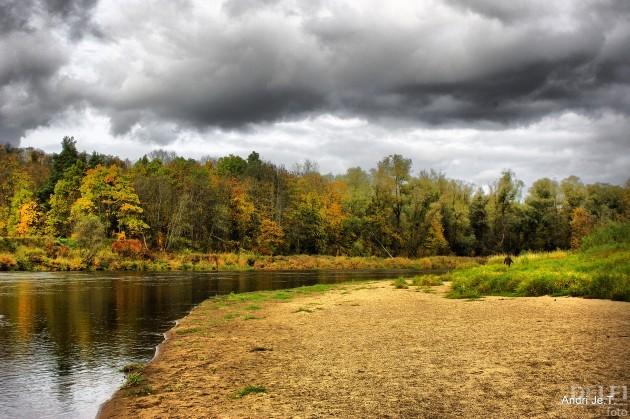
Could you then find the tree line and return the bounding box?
[1,137,628,257]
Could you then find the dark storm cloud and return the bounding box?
[0,0,99,36]
[445,0,630,24]
[3,0,630,146]
[0,31,69,145]
[0,0,99,145]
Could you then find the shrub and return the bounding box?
[23,247,46,263]
[0,253,17,271]
[0,238,17,253]
[581,222,630,250]
[47,258,70,271]
[418,258,433,269]
[586,273,630,301]
[123,372,143,388]
[111,239,143,258]
[45,242,70,258]
[14,246,47,269]
[516,275,557,296]
[73,215,106,263]
[93,248,119,270]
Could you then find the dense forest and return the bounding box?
[1,137,628,258]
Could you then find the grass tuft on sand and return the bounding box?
[392,277,409,289]
[236,385,267,398]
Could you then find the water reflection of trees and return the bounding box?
[0,274,206,368]
[0,271,414,376]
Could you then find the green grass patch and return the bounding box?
[227,292,267,302]
[580,221,630,251]
[272,291,292,300]
[411,274,444,286]
[293,283,336,294]
[213,283,344,308]
[448,224,630,302]
[392,277,409,289]
[176,327,202,335]
[236,385,267,398]
[123,372,143,388]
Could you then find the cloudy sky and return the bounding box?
[2,0,629,185]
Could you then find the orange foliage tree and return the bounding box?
[570,207,594,249]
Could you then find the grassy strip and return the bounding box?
[220,283,341,305]
[448,249,630,301]
[447,223,630,302]
[174,282,350,330]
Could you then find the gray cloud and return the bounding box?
[2,0,630,169]
[0,0,99,36]
[0,0,100,145]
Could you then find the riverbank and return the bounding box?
[0,239,485,272]
[99,280,630,418]
[446,223,630,302]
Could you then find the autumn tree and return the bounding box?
[368,154,412,256]
[422,204,449,255]
[132,157,179,249]
[373,155,411,229]
[286,192,327,254]
[488,170,524,254]
[337,167,372,255]
[7,172,42,237]
[71,165,148,238]
[227,179,256,249]
[2,141,630,259]
[469,189,490,255]
[524,178,564,250]
[405,172,439,256]
[570,207,594,249]
[45,162,85,237]
[0,146,50,236]
[256,218,284,255]
[585,183,626,222]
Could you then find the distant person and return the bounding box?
[504,255,514,268]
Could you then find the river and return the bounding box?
[0,270,421,418]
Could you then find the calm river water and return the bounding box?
[0,270,420,419]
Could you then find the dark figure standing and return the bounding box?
[503,255,513,268]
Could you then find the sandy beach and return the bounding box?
[99,281,630,418]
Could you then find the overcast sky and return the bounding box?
[2,0,629,186]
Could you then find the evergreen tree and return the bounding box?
[37,137,80,205]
